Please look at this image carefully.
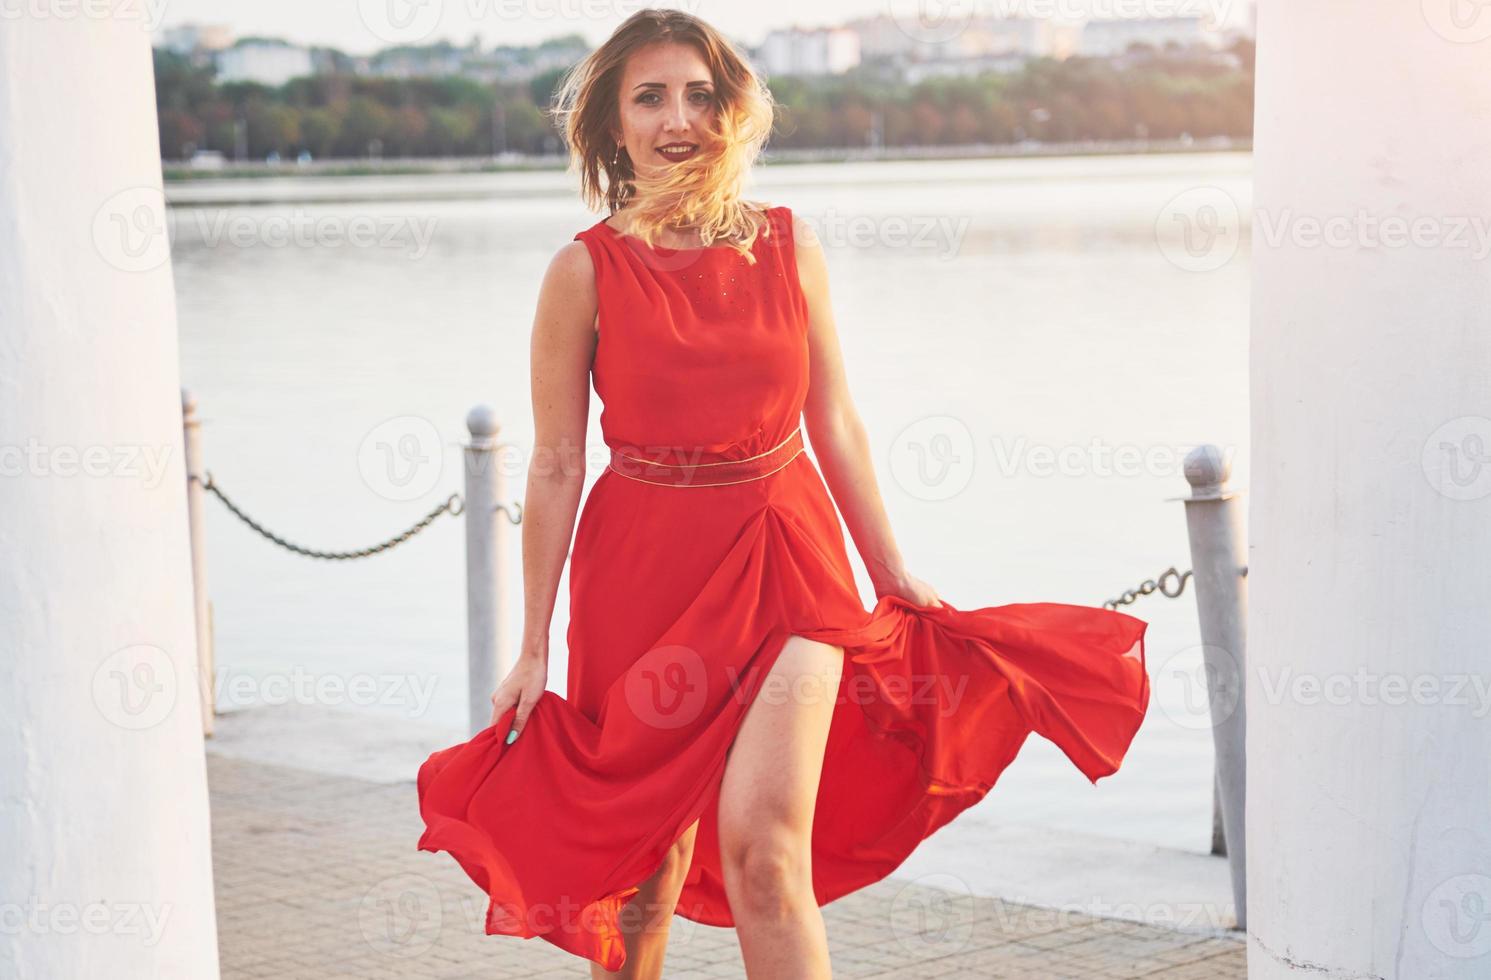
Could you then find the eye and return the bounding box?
[636,90,713,106]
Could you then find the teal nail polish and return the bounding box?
[505,729,518,745]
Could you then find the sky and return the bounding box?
[151,0,1252,56]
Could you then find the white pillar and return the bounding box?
[1249,2,1491,977]
[0,17,221,980]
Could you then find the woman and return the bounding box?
[416,9,1150,978]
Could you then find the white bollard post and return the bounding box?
[464,405,511,737]
[182,390,215,738]
[1181,444,1247,930]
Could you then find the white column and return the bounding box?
[1249,2,1491,977]
[0,15,221,980]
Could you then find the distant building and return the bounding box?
[846,13,1079,73]
[215,39,314,86]
[756,26,861,77]
[157,23,234,56]
[366,44,470,79]
[903,53,1030,83]
[1078,15,1225,57]
[956,16,1072,59]
[355,36,589,83]
[474,37,590,83]
[845,14,920,60]
[1047,23,1084,60]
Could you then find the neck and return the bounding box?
[615,212,707,248]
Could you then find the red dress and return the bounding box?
[416,204,1150,971]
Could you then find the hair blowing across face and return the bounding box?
[550,8,780,263]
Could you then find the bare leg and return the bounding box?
[587,816,700,980]
[717,634,843,979]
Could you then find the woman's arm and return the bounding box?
[491,239,597,739]
[519,240,599,663]
[793,215,942,608]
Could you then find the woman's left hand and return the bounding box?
[874,570,943,609]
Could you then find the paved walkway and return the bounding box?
[207,752,1245,978]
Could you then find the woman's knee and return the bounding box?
[715,635,841,896]
[719,822,809,908]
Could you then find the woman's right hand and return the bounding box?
[488,652,549,744]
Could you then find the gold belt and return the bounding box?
[607,426,805,487]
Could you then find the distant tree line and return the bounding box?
[771,42,1254,146]
[153,41,1253,162]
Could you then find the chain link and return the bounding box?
[1103,564,1249,610]
[193,471,468,560]
[1103,566,1192,610]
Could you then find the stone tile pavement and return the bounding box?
[208,753,1245,978]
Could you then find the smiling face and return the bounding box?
[613,41,717,171]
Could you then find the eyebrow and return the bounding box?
[632,81,713,91]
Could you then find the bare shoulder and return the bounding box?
[784,209,828,296]
[548,239,597,289]
[535,240,599,339]
[787,210,823,252]
[543,240,598,307]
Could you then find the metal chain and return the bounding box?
[192,471,466,560]
[1103,564,1248,610]
[1104,566,1192,610]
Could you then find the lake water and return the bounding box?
[168,151,1253,854]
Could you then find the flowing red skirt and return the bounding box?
[416,453,1148,970]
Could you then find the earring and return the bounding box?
[611,143,622,168]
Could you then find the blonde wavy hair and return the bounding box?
[551,9,779,264]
